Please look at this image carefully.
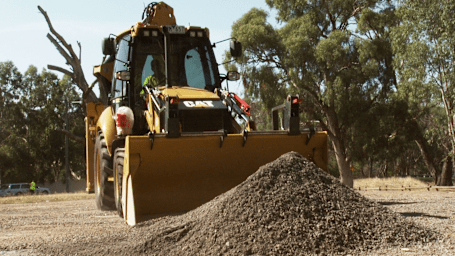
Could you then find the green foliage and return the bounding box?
[230,0,398,184]
[392,0,455,176]
[0,61,84,184]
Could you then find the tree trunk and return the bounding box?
[369,157,373,178]
[360,166,366,178]
[415,137,441,183]
[325,107,353,187]
[331,138,353,187]
[412,119,441,183]
[439,156,453,186]
[380,162,388,178]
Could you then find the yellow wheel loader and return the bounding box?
[85,2,328,225]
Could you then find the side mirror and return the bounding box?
[102,38,116,56]
[230,40,242,58]
[227,71,240,81]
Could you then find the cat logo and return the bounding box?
[183,100,214,108]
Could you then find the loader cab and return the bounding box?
[110,26,222,134]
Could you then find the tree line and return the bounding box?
[227,0,454,186]
[0,62,85,184]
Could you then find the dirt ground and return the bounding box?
[0,153,454,255]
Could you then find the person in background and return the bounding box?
[30,180,36,195]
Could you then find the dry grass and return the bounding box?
[0,192,95,204]
[354,176,430,190]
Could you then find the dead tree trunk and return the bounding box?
[37,6,100,105]
[38,5,104,145]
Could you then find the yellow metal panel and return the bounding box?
[85,116,94,193]
[93,62,114,81]
[149,2,176,26]
[123,131,328,224]
[116,28,132,40]
[160,86,220,99]
[145,95,160,132]
[126,175,136,225]
[96,106,116,156]
[123,138,142,225]
[85,102,105,193]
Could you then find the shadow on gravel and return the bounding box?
[400,212,449,219]
[379,201,418,206]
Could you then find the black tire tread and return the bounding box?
[114,148,125,218]
[94,132,115,210]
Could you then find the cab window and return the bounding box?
[185,49,204,88]
[113,35,131,99]
[168,35,218,90]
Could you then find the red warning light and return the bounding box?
[293,98,303,104]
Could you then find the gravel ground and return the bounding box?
[359,190,455,255]
[0,152,454,255]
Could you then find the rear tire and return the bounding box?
[114,148,125,218]
[94,132,115,210]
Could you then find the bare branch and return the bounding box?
[337,62,359,73]
[38,6,80,65]
[46,34,72,66]
[38,5,99,104]
[47,65,74,77]
[82,79,98,102]
[77,41,82,62]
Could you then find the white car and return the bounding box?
[0,183,50,196]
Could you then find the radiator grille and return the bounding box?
[180,109,225,132]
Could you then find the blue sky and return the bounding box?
[1,0,275,95]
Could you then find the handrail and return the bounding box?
[144,86,166,113]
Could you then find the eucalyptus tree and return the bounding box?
[230,0,397,186]
[0,61,29,182]
[392,0,455,185]
[0,62,85,183]
[22,67,85,182]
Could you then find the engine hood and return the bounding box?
[158,86,220,100]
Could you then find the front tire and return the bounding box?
[94,132,115,210]
[114,148,125,218]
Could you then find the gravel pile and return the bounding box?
[37,152,440,255]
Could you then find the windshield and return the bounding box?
[134,34,219,90]
[168,34,217,89]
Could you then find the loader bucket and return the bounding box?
[122,131,328,225]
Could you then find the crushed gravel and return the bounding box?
[1,152,453,255]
